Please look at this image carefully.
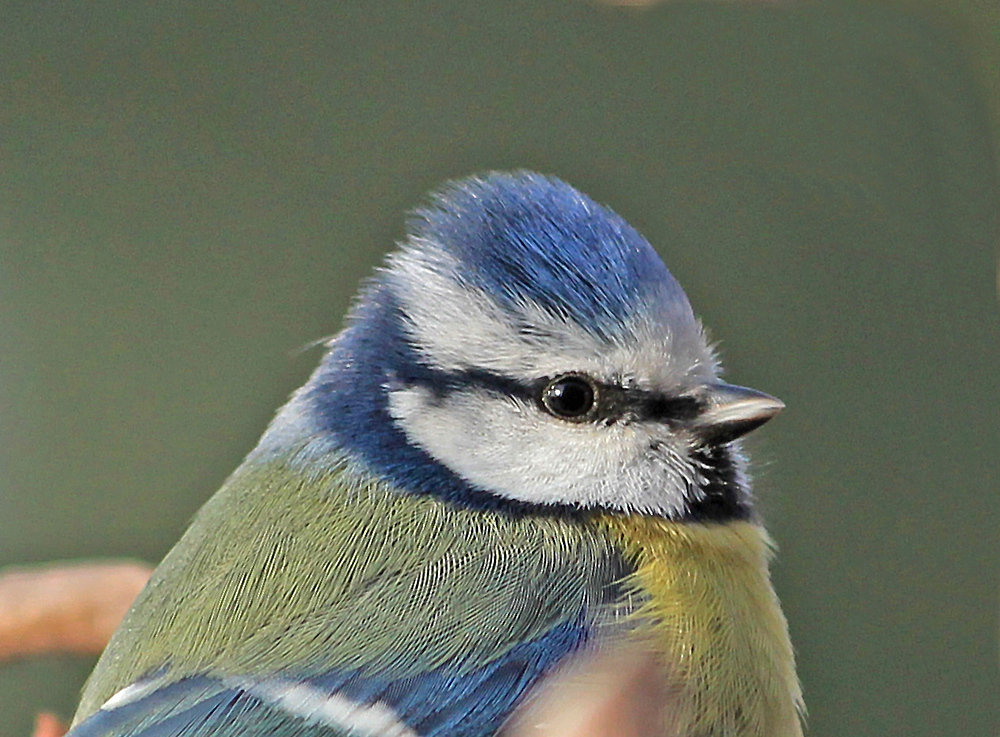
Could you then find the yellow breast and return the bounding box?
[599,516,804,737]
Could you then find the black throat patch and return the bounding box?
[683,443,752,522]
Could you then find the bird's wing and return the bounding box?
[71,620,583,737]
[71,454,629,737]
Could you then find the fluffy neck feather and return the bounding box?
[598,516,804,737]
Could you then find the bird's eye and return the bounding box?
[541,375,597,420]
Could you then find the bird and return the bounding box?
[67,171,803,737]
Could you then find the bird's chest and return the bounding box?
[597,517,803,737]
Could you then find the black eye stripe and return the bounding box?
[634,393,702,422]
[408,366,703,425]
[573,378,701,425]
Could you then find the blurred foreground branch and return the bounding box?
[507,646,669,737]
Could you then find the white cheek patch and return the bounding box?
[388,385,695,516]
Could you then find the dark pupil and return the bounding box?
[545,377,595,418]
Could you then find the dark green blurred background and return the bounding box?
[1,2,997,735]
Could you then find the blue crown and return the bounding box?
[408,171,686,341]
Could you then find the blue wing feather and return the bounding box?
[69,620,586,737]
[71,676,346,737]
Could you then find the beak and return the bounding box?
[691,382,785,444]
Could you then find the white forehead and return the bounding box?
[385,242,717,389]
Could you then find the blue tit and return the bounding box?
[68,172,803,737]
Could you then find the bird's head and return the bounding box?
[265,172,782,520]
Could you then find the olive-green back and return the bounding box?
[75,450,629,722]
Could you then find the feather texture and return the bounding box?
[599,516,804,737]
[73,450,631,733]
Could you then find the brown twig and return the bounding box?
[1,560,151,734]
[0,560,151,661]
